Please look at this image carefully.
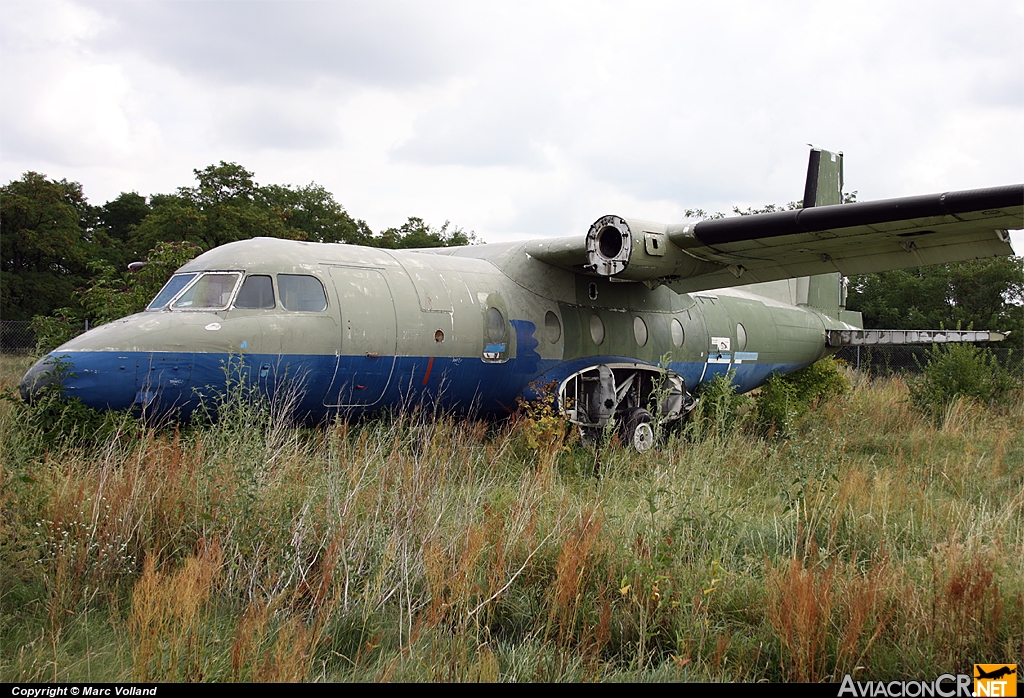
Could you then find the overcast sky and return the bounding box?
[1,0,1022,247]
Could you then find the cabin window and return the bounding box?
[279,274,328,312]
[147,273,197,310]
[736,323,747,351]
[589,313,605,346]
[671,318,685,348]
[234,275,276,309]
[486,307,506,342]
[633,316,648,347]
[170,272,241,310]
[545,310,561,343]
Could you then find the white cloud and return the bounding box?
[0,0,1020,244]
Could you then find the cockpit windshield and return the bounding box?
[171,272,242,310]
[146,273,197,311]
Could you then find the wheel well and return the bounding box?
[557,363,694,428]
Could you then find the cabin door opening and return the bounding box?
[324,267,397,407]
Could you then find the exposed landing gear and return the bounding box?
[620,407,655,452]
[560,363,696,453]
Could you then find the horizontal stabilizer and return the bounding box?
[825,329,1008,348]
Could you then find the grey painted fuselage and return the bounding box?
[22,236,845,420]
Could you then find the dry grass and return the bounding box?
[1,358,1022,682]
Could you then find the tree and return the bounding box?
[31,241,203,353]
[373,217,477,249]
[846,258,1024,349]
[1,173,92,320]
[79,240,203,325]
[127,162,300,254]
[258,182,373,245]
[88,191,153,270]
[6,164,481,328]
[126,162,379,254]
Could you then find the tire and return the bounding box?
[621,407,655,453]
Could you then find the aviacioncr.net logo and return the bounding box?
[974,664,1016,697]
[838,674,972,697]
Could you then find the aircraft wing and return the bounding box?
[666,184,1022,294]
[525,184,1022,294]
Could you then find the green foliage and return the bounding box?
[691,359,850,441]
[689,374,751,437]
[373,216,478,249]
[80,241,203,325]
[847,258,1024,350]
[515,382,570,453]
[4,354,139,452]
[1,172,92,320]
[89,191,153,270]
[30,241,202,354]
[908,343,1018,418]
[30,308,85,356]
[754,357,850,437]
[753,374,800,436]
[4,165,479,327]
[258,182,374,245]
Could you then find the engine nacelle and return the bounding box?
[526,215,719,283]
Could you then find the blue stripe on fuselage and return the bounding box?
[36,350,808,420]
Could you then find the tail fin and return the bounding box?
[803,147,844,208]
[802,147,861,326]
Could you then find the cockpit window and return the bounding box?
[147,273,197,310]
[171,272,241,310]
[233,275,275,309]
[278,274,327,312]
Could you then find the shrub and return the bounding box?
[689,373,751,438]
[4,354,140,453]
[754,357,850,437]
[908,343,1017,418]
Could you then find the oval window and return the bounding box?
[487,307,506,342]
[590,313,605,346]
[545,310,561,344]
[736,323,747,351]
[633,316,648,347]
[671,318,685,348]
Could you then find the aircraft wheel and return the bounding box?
[621,408,655,453]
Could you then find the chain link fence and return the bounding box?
[832,344,1023,382]
[1,319,93,355]
[1,320,36,354]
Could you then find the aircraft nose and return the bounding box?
[20,357,57,403]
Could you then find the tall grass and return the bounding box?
[1,354,1022,681]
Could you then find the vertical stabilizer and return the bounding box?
[803,147,844,208]
[801,147,860,326]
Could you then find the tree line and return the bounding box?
[2,164,1021,350]
[1,162,475,323]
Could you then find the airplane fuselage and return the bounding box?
[22,236,843,421]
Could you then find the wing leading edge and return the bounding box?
[665,184,1021,294]
[525,147,1021,295]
